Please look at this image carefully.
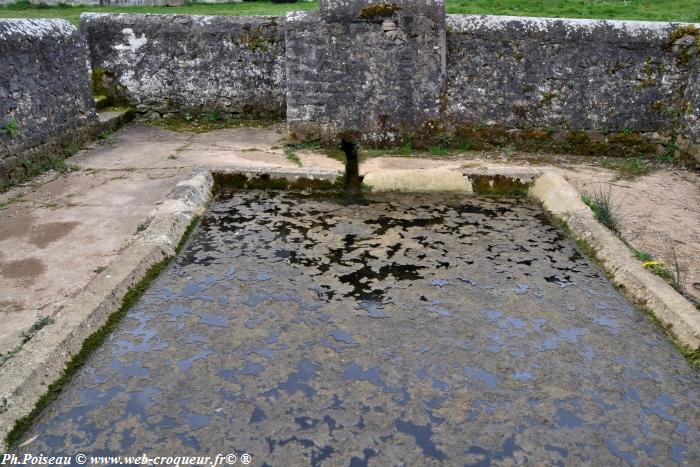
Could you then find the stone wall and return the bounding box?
[677,30,700,164]
[0,19,98,189]
[81,13,286,118]
[445,15,699,161]
[4,8,694,166]
[286,1,446,146]
[284,7,698,160]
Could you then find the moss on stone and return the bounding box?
[469,174,531,196]
[667,25,700,66]
[667,25,700,47]
[91,68,129,108]
[358,3,402,20]
[152,115,282,133]
[213,172,342,192]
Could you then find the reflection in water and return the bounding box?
[15,191,700,465]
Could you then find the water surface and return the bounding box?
[17,191,700,465]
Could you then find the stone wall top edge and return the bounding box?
[0,18,77,41]
[284,11,320,24]
[80,12,284,23]
[446,14,699,37]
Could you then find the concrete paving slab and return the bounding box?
[0,169,190,354]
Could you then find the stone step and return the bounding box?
[98,108,135,134]
[93,94,109,110]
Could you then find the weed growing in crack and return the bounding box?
[284,146,303,166]
[0,345,22,366]
[428,145,450,156]
[20,316,54,344]
[657,142,678,164]
[205,111,222,122]
[581,187,621,235]
[3,117,20,138]
[0,316,54,366]
[501,144,517,158]
[665,243,686,294]
[633,249,653,262]
[399,141,414,155]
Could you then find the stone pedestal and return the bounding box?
[286,0,446,146]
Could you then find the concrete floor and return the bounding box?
[14,191,700,464]
[0,124,296,355]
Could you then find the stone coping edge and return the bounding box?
[0,169,215,450]
[529,170,700,351]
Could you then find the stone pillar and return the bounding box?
[286,0,446,146]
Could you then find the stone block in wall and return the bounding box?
[445,15,698,145]
[81,14,286,118]
[0,19,98,189]
[286,0,446,146]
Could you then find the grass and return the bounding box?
[3,117,20,138]
[1,0,698,25]
[581,187,621,235]
[0,1,320,25]
[664,244,686,293]
[633,248,653,262]
[283,145,303,166]
[599,156,650,179]
[634,246,687,295]
[4,214,202,449]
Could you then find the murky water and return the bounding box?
[17,191,700,465]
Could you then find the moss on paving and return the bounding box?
[150,115,282,133]
[2,0,699,26]
[4,215,202,449]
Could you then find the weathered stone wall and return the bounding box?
[677,31,700,164]
[445,15,700,161]
[286,0,446,146]
[0,19,98,189]
[80,13,286,118]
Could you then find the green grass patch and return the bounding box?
[2,0,698,25]
[0,1,320,25]
[2,117,20,138]
[446,0,700,22]
[581,188,621,235]
[632,248,653,262]
[283,145,303,167]
[599,156,650,179]
[4,215,202,449]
